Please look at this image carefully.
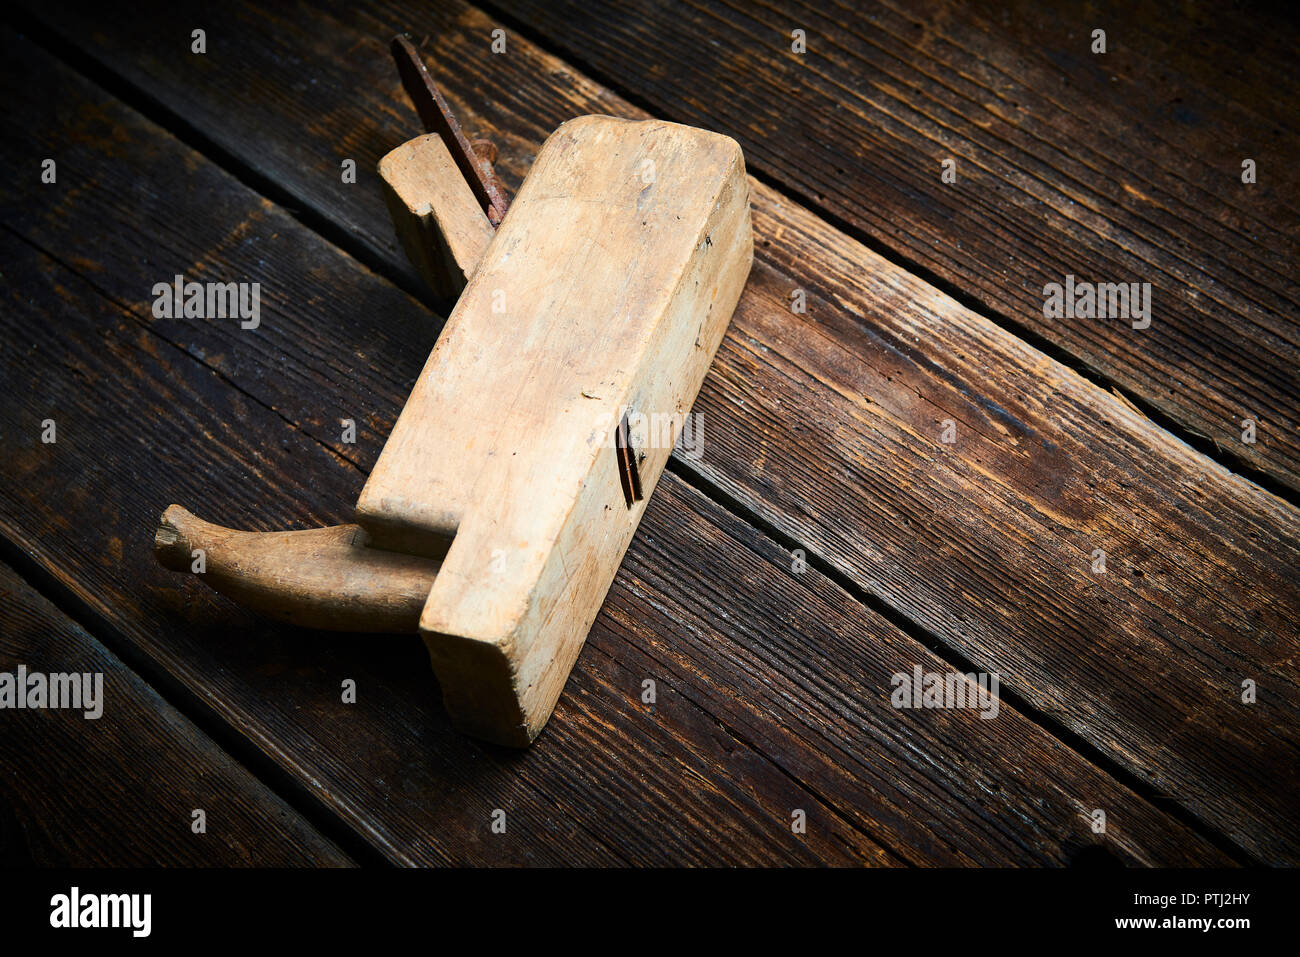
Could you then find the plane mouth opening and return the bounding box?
[616,411,644,508]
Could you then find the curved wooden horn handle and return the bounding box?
[154,505,438,632]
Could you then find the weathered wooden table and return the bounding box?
[1,0,1296,866]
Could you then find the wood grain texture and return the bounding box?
[13,0,1295,861]
[0,562,353,866]
[0,29,1235,864]
[494,0,1300,493]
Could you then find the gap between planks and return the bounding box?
[0,11,1187,830]
[2,9,1286,863]
[664,455,1257,866]
[474,0,1300,513]
[0,559,356,866]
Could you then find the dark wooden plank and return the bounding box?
[0,562,353,866]
[0,204,879,868]
[0,29,1233,865]
[492,0,1300,493]
[14,0,1297,862]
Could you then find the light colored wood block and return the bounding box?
[356,115,753,745]
[378,132,494,299]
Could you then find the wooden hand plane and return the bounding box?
[154,37,753,746]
